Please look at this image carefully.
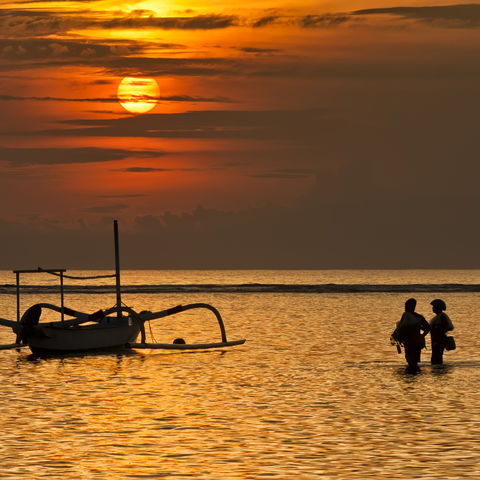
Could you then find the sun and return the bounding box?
[117,77,160,114]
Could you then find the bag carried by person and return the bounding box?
[445,336,456,351]
[391,326,406,344]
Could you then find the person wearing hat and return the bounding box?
[392,298,431,373]
[429,299,454,365]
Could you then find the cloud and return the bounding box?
[0,147,479,268]
[239,47,280,54]
[248,173,310,179]
[83,204,129,213]
[28,108,338,143]
[295,5,480,30]
[91,51,480,81]
[353,4,480,28]
[248,168,317,179]
[0,47,239,75]
[159,95,234,103]
[276,168,318,174]
[114,161,480,268]
[3,3,479,53]
[0,38,141,60]
[3,182,472,269]
[116,167,173,173]
[0,10,75,37]
[99,56,240,78]
[0,94,118,103]
[0,147,166,166]
[252,15,280,28]
[101,13,239,30]
[0,200,471,268]
[300,14,350,28]
[9,0,97,3]
[98,194,149,198]
[0,10,240,37]
[0,94,233,104]
[114,166,206,173]
[4,13,478,78]
[0,8,354,42]
[0,7,349,41]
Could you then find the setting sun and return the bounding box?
[117,77,160,114]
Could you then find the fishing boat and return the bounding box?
[0,221,245,355]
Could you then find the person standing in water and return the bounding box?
[392,298,431,373]
[429,299,454,365]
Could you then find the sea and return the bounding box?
[0,269,479,479]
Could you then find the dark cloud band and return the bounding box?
[0,147,166,166]
[0,94,233,103]
[353,4,480,27]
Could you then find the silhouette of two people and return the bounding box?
[392,298,454,373]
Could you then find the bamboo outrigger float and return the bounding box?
[0,221,245,355]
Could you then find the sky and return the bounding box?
[0,0,479,268]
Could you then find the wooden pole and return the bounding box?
[15,271,20,323]
[114,220,122,319]
[60,271,64,323]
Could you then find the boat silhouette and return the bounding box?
[0,221,245,355]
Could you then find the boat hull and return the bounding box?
[26,319,140,355]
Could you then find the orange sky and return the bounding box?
[1,1,480,267]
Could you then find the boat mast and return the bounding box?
[114,220,122,318]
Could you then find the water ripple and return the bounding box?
[0,291,479,478]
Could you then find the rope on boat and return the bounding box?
[147,320,157,343]
[39,269,116,280]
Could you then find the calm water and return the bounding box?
[0,270,479,479]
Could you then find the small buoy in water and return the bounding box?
[173,338,186,344]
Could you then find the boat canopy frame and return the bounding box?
[13,268,67,323]
[12,268,118,325]
[13,220,123,326]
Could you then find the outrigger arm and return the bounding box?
[131,303,228,342]
[0,317,18,329]
[0,301,245,351]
